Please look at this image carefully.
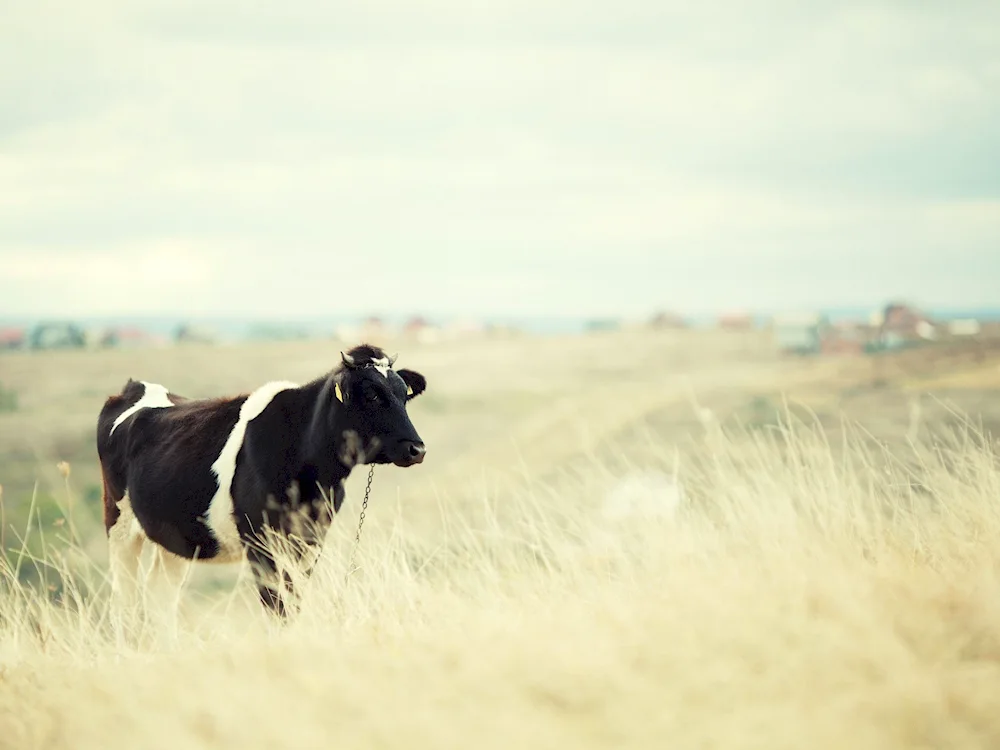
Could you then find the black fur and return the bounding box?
[96,344,428,617]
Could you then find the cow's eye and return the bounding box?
[366,391,380,403]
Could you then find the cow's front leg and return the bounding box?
[239,517,320,620]
[238,503,294,619]
[244,544,292,618]
[239,483,335,619]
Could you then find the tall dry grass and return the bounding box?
[1,409,1000,749]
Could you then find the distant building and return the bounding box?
[871,301,936,350]
[820,322,868,356]
[403,315,429,334]
[403,316,444,343]
[771,312,831,355]
[29,322,86,350]
[0,327,25,350]
[100,326,160,349]
[648,311,687,330]
[445,318,484,339]
[717,311,754,330]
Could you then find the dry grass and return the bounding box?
[2,332,1000,748]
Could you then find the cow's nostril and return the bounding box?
[409,442,426,458]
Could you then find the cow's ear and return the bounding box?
[396,369,426,400]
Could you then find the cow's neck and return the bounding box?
[299,374,359,488]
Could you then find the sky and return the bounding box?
[1,0,999,321]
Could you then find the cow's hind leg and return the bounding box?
[107,494,146,646]
[143,544,190,648]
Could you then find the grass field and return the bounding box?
[1,328,1000,749]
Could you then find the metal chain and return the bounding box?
[344,465,375,583]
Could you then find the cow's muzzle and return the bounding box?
[393,439,426,467]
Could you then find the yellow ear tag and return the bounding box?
[406,385,414,396]
[335,382,344,403]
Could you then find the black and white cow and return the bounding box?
[96,343,427,619]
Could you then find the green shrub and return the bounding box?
[0,383,17,413]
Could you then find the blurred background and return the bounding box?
[1,1,999,575]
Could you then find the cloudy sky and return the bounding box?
[2,1,999,320]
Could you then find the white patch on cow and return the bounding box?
[204,380,300,561]
[371,356,391,378]
[110,381,174,435]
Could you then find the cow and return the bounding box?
[96,343,427,625]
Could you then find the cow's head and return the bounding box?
[328,343,427,468]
